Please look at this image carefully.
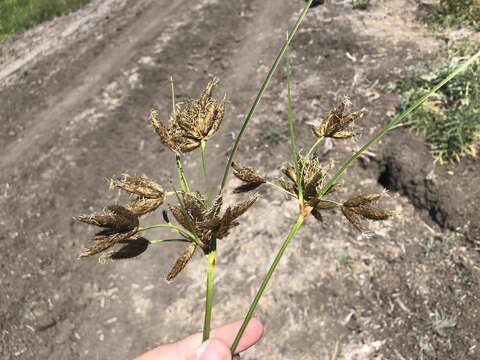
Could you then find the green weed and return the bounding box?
[431,309,456,337]
[428,0,480,30]
[352,0,370,10]
[335,252,352,270]
[392,54,480,163]
[0,0,91,42]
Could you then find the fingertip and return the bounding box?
[231,317,264,353]
[247,317,264,338]
[195,338,231,360]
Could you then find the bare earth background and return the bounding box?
[1,0,479,359]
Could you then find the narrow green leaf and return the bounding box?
[285,38,303,201]
[176,155,190,193]
[219,0,316,194]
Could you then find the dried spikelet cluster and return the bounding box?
[75,175,165,259]
[165,192,258,280]
[150,79,226,153]
[341,193,393,232]
[75,79,259,281]
[311,97,366,139]
[232,97,392,233]
[111,175,166,216]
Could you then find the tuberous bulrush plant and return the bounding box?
[74,0,480,355]
[75,79,258,341]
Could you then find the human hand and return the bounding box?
[134,318,263,360]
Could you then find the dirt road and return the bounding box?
[1,1,479,359]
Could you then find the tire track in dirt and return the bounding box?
[0,0,184,172]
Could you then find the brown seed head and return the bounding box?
[217,195,258,239]
[310,199,338,210]
[79,230,138,258]
[169,204,194,232]
[299,155,331,199]
[75,205,139,232]
[341,206,363,232]
[311,97,366,139]
[126,197,164,216]
[110,175,165,199]
[351,206,392,220]
[278,177,296,194]
[341,192,393,232]
[96,237,149,263]
[166,243,197,281]
[282,163,297,183]
[232,162,266,193]
[344,193,382,207]
[150,79,226,153]
[182,192,207,222]
[311,208,324,222]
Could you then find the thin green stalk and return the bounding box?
[170,77,191,193]
[231,214,305,353]
[203,238,217,341]
[171,77,176,115]
[285,41,303,202]
[219,0,315,194]
[305,136,324,159]
[148,239,191,244]
[165,191,179,197]
[319,50,480,197]
[265,180,297,198]
[137,224,197,244]
[200,140,212,204]
[175,155,190,193]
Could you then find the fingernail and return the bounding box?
[195,339,231,360]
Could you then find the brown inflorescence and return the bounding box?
[110,175,165,216]
[150,79,226,153]
[279,154,333,199]
[165,191,258,280]
[341,193,393,232]
[311,97,366,139]
[231,161,266,193]
[75,205,140,258]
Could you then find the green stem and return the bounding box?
[219,0,315,194]
[231,214,305,353]
[319,50,480,197]
[165,191,179,197]
[285,42,302,201]
[265,180,297,198]
[305,136,324,159]
[170,78,191,193]
[148,239,191,244]
[200,140,212,204]
[175,155,190,193]
[137,224,197,243]
[203,239,217,341]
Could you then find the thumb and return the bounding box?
[195,338,232,360]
